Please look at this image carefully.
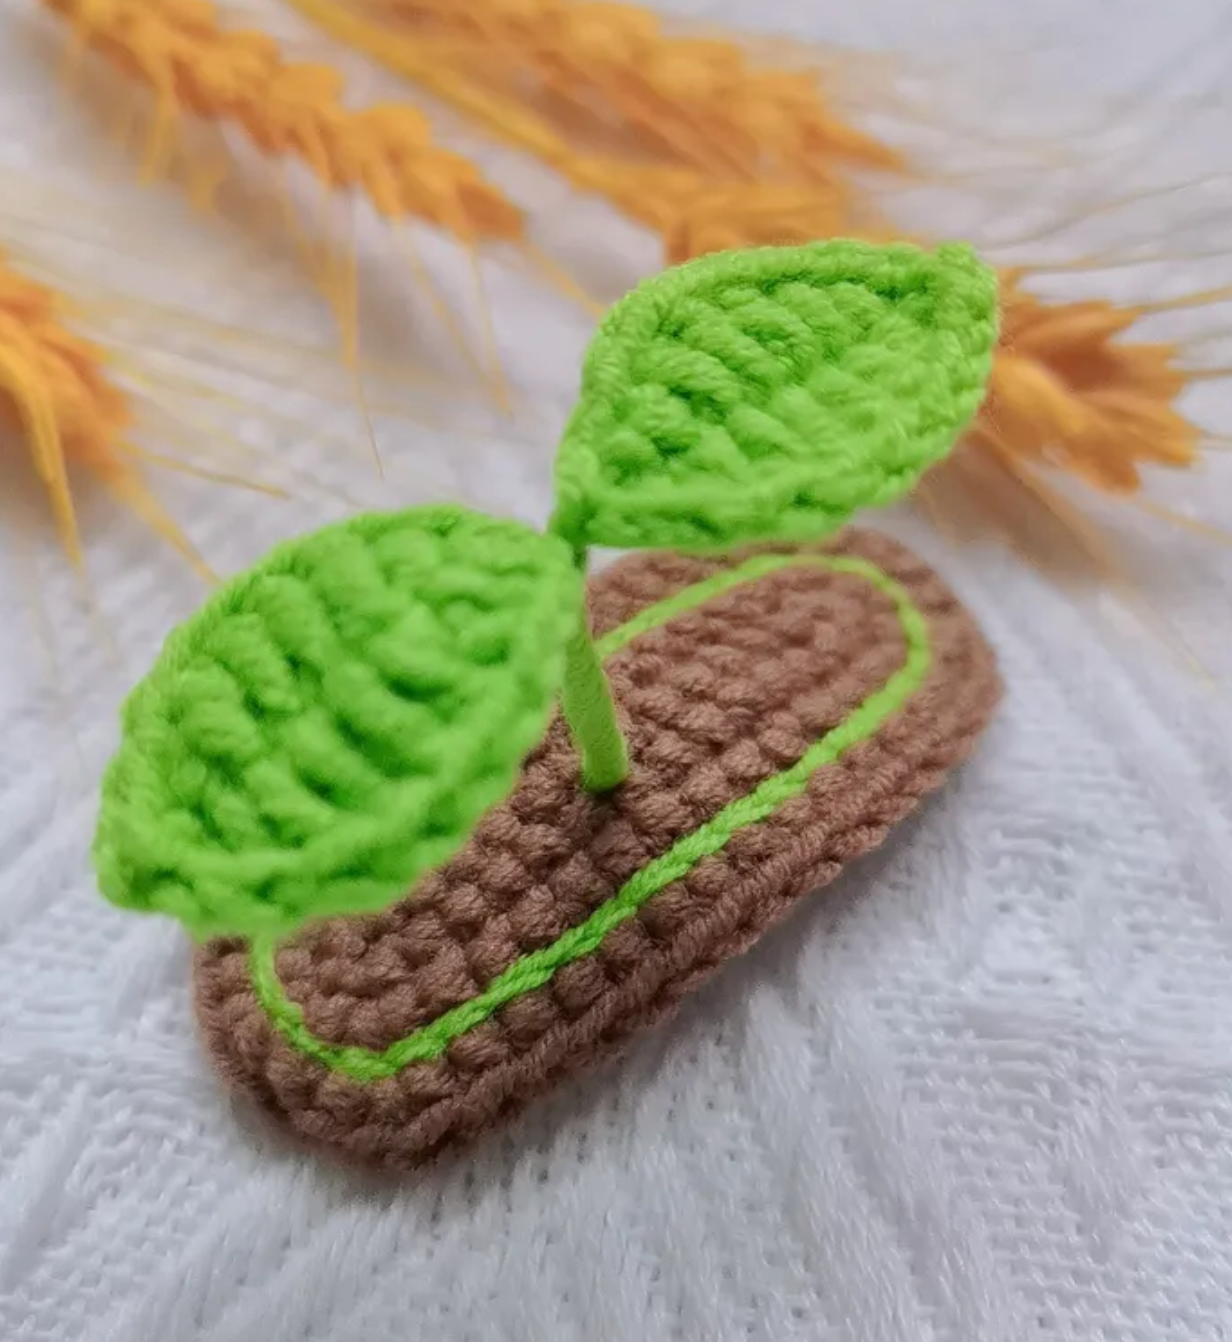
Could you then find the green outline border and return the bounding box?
[249,553,930,1081]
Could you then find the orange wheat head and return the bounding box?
[348,0,902,182]
[280,0,894,259]
[910,269,1229,577]
[40,0,524,245]
[0,249,202,572]
[977,273,1205,492]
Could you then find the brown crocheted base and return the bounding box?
[195,529,1000,1168]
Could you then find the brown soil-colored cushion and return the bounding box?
[195,528,1000,1167]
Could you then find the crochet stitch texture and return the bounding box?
[196,529,1000,1166]
[551,240,998,550]
[94,507,582,940]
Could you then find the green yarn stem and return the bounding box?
[560,603,630,793]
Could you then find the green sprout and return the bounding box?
[94,240,999,942]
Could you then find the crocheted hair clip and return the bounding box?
[95,239,1001,1167]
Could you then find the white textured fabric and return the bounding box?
[2,1,1231,1339]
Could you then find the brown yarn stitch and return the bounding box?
[195,528,1000,1167]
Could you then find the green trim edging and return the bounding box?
[248,552,932,1081]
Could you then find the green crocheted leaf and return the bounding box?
[94,507,583,942]
[551,240,999,551]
